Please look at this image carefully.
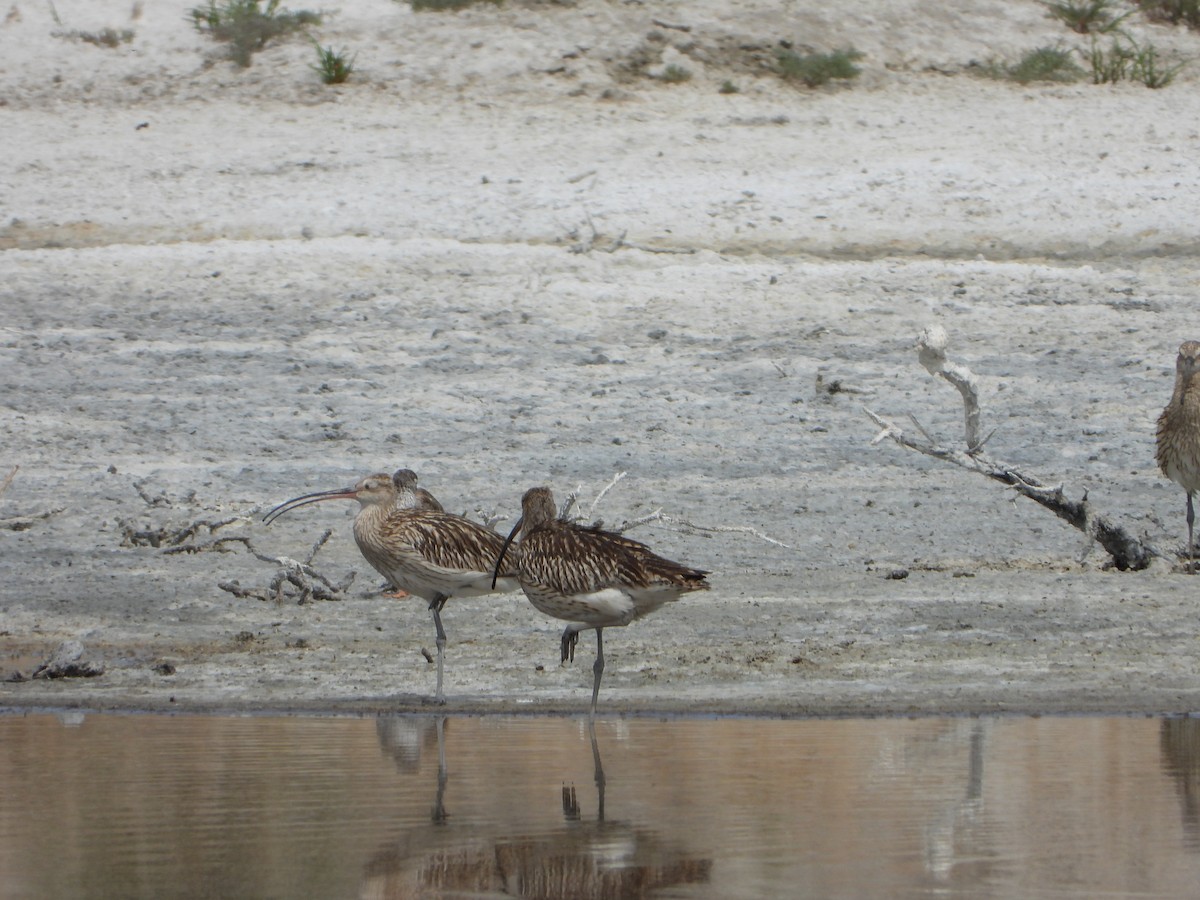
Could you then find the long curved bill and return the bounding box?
[263,486,358,526]
[491,516,523,589]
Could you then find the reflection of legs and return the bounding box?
[432,716,448,825]
[429,595,448,704]
[590,629,605,716]
[562,784,580,820]
[589,718,606,822]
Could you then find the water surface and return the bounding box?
[1,713,1199,898]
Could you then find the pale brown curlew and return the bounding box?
[265,472,519,703]
[392,468,445,513]
[1157,341,1200,562]
[493,485,709,714]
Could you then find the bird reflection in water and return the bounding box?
[361,718,711,899]
[1160,717,1200,850]
[375,716,449,826]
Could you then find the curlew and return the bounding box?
[265,472,520,703]
[1157,340,1200,561]
[393,468,445,513]
[386,469,446,599]
[493,485,709,714]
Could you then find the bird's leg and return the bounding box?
[1188,493,1196,564]
[561,626,579,664]
[590,628,605,717]
[428,594,448,704]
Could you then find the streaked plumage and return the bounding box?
[392,468,445,513]
[385,469,446,599]
[493,485,709,713]
[264,472,519,702]
[1157,341,1200,559]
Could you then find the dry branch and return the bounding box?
[121,515,249,549]
[567,472,790,548]
[623,509,793,549]
[0,465,16,501]
[866,328,1157,571]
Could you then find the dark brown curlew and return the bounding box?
[265,472,519,703]
[493,485,709,714]
[1157,341,1200,561]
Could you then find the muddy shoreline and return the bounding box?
[4,0,1200,717]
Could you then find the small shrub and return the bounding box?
[1128,41,1186,87]
[311,40,355,84]
[1084,37,1136,82]
[777,47,863,87]
[719,80,740,94]
[1084,36,1185,86]
[1138,0,1200,29]
[409,0,501,10]
[659,63,692,84]
[79,28,136,47]
[1042,0,1131,33]
[56,27,136,47]
[1007,45,1085,83]
[190,0,320,67]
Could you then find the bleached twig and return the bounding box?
[559,485,583,520]
[588,471,626,519]
[474,509,508,531]
[640,511,793,549]
[0,466,16,501]
[557,474,789,548]
[917,325,983,452]
[865,327,1157,571]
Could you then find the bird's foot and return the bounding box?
[383,589,411,599]
[560,629,579,664]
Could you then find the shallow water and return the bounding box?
[1,713,1199,899]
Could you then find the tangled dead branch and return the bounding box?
[865,325,1157,571]
[0,465,68,531]
[120,515,250,550]
[218,527,355,604]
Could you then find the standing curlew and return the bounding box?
[1157,341,1200,561]
[393,468,445,513]
[493,485,709,714]
[265,472,520,703]
[386,469,446,599]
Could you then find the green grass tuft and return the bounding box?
[408,0,501,10]
[1138,0,1200,29]
[659,63,692,84]
[777,47,863,87]
[1085,35,1185,87]
[1042,0,1131,33]
[74,28,136,47]
[311,39,356,84]
[1006,45,1085,83]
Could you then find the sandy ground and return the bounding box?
[3,0,1200,716]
